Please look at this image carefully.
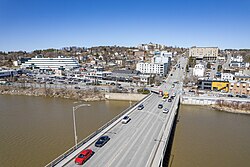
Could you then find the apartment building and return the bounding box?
[229,81,250,95]
[189,46,219,61]
[136,53,171,76]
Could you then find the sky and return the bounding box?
[0,0,250,52]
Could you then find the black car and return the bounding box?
[240,95,248,98]
[170,96,175,99]
[168,98,172,102]
[158,104,163,109]
[95,136,110,147]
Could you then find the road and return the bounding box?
[64,57,187,167]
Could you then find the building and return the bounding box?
[211,81,229,92]
[198,79,229,92]
[229,81,250,95]
[231,55,243,62]
[221,73,235,81]
[136,53,171,77]
[189,46,219,61]
[234,75,250,82]
[198,79,212,90]
[21,56,80,70]
[136,62,168,77]
[0,70,18,78]
[193,64,205,77]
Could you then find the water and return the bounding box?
[0,95,130,167]
[170,105,250,167]
[1,95,250,167]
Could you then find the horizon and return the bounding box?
[1,0,250,52]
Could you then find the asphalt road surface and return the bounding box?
[65,57,187,167]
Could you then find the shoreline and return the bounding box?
[182,103,250,115]
[0,86,105,101]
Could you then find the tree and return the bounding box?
[218,65,222,72]
[207,62,211,69]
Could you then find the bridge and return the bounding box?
[45,57,187,167]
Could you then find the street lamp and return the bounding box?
[72,103,90,148]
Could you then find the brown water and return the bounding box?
[0,95,131,167]
[170,105,250,167]
[1,95,250,167]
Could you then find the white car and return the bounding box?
[172,93,176,97]
[121,116,131,124]
[163,108,169,113]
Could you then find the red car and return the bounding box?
[75,149,93,165]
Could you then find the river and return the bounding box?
[0,95,131,167]
[1,95,250,167]
[170,105,250,167]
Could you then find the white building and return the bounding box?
[136,54,170,76]
[136,63,168,76]
[21,56,80,70]
[193,64,205,77]
[231,55,243,62]
[221,73,235,81]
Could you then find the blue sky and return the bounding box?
[0,0,249,51]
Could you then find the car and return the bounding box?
[240,95,248,98]
[95,136,110,147]
[172,93,176,97]
[158,104,163,109]
[75,149,93,165]
[74,86,81,89]
[138,104,144,110]
[172,84,175,88]
[170,74,173,76]
[121,115,131,124]
[163,108,169,113]
[227,94,234,97]
[168,98,172,102]
[170,96,175,99]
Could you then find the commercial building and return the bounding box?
[0,70,18,78]
[211,81,229,92]
[21,56,80,70]
[198,79,229,92]
[189,46,219,61]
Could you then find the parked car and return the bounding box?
[138,104,144,110]
[163,108,169,113]
[168,98,172,102]
[74,86,81,89]
[75,149,93,165]
[121,116,131,124]
[240,95,248,98]
[95,136,110,147]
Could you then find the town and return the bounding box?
[0,44,250,102]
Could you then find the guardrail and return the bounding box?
[44,93,151,167]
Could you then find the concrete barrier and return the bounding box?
[105,93,147,101]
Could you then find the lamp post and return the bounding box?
[72,103,90,148]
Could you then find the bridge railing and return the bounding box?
[44,93,151,167]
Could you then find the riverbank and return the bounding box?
[0,86,105,101]
[181,95,250,115]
